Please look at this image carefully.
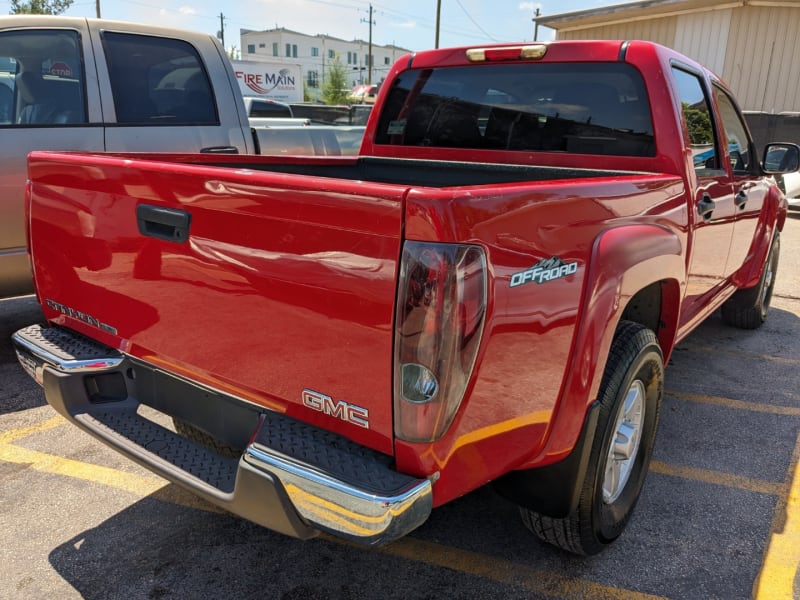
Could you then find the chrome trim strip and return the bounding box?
[244,445,433,545]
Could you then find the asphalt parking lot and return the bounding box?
[1,214,799,600]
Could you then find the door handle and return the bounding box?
[697,194,716,220]
[735,189,748,209]
[136,205,191,243]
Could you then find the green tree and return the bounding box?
[682,103,713,145]
[321,57,350,105]
[10,0,73,14]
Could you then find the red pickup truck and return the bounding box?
[13,40,799,555]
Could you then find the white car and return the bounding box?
[782,171,800,207]
[765,146,800,207]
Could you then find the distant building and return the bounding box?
[537,0,800,114]
[240,28,411,101]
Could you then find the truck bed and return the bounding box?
[192,155,643,187]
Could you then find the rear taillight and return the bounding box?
[394,242,487,442]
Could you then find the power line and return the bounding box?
[453,0,500,42]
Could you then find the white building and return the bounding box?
[240,28,411,100]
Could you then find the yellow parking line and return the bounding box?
[667,391,800,417]
[650,461,786,496]
[678,345,800,367]
[0,413,65,444]
[382,538,666,600]
[0,414,221,513]
[754,434,800,600]
[0,432,167,496]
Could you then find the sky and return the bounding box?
[0,0,612,52]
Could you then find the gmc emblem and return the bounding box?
[302,389,370,429]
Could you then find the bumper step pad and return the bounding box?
[80,408,238,493]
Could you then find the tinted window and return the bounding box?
[374,62,655,157]
[248,99,292,118]
[671,67,719,174]
[0,29,86,126]
[103,32,217,125]
[713,86,752,174]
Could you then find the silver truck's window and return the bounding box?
[102,32,218,125]
[375,62,655,157]
[0,30,86,126]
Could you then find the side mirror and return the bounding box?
[763,143,800,174]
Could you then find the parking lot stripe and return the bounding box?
[677,346,800,367]
[754,434,800,600]
[0,413,65,443]
[668,391,800,417]
[382,538,667,599]
[0,416,222,514]
[0,433,167,496]
[650,461,785,496]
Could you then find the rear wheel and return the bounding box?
[521,321,664,555]
[721,234,780,330]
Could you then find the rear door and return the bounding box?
[0,18,104,297]
[671,66,737,314]
[711,85,770,274]
[90,23,252,154]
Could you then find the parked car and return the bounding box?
[0,16,357,299]
[765,144,800,206]
[349,83,378,104]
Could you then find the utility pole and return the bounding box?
[532,8,540,41]
[217,13,225,48]
[96,0,100,18]
[435,0,441,48]
[360,4,375,85]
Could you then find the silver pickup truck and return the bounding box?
[0,16,365,299]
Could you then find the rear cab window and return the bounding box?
[374,63,655,157]
[248,99,292,118]
[0,29,87,126]
[102,32,218,125]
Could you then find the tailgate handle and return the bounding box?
[136,205,191,243]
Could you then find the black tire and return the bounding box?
[520,321,664,555]
[173,417,241,458]
[721,234,780,330]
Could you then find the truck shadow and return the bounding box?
[44,466,769,599]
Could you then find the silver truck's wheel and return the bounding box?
[721,234,779,330]
[521,321,664,555]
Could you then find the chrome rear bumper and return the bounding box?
[13,323,433,545]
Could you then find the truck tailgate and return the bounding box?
[27,152,405,454]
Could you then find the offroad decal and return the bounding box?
[510,257,578,288]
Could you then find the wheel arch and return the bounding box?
[495,224,683,515]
